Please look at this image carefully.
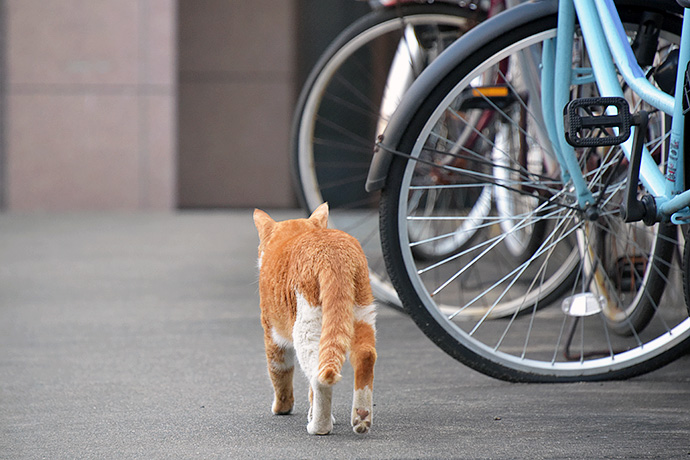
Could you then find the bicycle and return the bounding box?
[367,0,690,381]
[290,0,505,307]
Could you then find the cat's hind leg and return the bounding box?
[307,377,334,435]
[264,328,295,415]
[350,304,376,434]
[308,387,336,426]
[294,292,333,435]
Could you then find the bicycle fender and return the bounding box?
[364,0,682,192]
[365,0,558,192]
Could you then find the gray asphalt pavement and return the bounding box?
[2,211,690,459]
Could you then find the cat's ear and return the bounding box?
[253,209,276,241]
[309,202,329,228]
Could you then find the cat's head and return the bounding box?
[253,202,329,253]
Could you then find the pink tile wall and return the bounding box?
[5,0,177,210]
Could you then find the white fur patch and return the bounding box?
[293,291,323,382]
[271,327,293,349]
[353,385,373,410]
[354,303,377,329]
[293,291,334,435]
[257,251,264,270]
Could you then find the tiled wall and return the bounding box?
[1,1,359,210]
[4,0,177,210]
[177,0,297,208]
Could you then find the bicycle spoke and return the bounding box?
[448,206,579,317]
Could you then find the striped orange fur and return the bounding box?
[254,203,376,435]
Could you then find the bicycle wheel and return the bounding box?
[291,3,484,306]
[379,3,690,381]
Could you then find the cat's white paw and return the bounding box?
[306,408,335,435]
[307,418,333,435]
[351,386,373,434]
[308,405,335,424]
[306,405,334,434]
[351,407,372,434]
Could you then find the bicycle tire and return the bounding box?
[290,3,484,307]
[379,3,690,382]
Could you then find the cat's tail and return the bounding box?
[317,267,355,386]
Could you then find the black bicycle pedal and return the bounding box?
[564,97,633,147]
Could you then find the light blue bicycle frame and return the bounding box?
[541,0,690,224]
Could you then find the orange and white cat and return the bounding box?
[253,203,376,435]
